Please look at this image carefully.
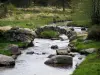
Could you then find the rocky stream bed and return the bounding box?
[0,26,86,75]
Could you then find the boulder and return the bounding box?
[4,27,35,43]
[80,48,96,54]
[0,54,15,67]
[51,45,58,49]
[8,44,21,55]
[44,55,72,65]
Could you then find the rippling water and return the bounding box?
[0,27,86,75]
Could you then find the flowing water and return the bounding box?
[0,27,86,75]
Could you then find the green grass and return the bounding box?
[0,6,72,29]
[0,37,28,56]
[39,30,59,38]
[0,50,12,56]
[73,53,100,75]
[72,36,100,51]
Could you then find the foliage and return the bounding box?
[71,0,100,25]
[72,0,93,25]
[39,30,59,38]
[87,25,100,41]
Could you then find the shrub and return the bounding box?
[87,25,100,41]
[40,30,59,38]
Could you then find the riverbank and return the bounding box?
[72,33,100,75]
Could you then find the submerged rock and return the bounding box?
[26,51,34,55]
[47,54,56,58]
[0,54,15,67]
[44,55,72,65]
[51,45,58,49]
[81,27,86,31]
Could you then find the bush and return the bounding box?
[87,25,100,41]
[40,30,59,38]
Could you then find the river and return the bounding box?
[0,27,86,75]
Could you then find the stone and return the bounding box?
[47,54,56,58]
[70,28,74,31]
[42,52,47,55]
[8,44,21,55]
[4,27,35,43]
[0,54,15,67]
[45,55,72,65]
[81,27,86,31]
[26,51,34,55]
[27,41,34,47]
[68,52,78,57]
[56,49,69,55]
[35,25,76,41]
[80,48,96,54]
[51,45,58,49]
[12,55,17,59]
[59,34,68,41]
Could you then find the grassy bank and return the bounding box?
[72,36,100,52]
[0,37,28,56]
[73,53,100,75]
[72,36,100,75]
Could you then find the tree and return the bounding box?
[72,0,100,25]
[92,0,100,24]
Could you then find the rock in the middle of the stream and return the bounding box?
[44,55,72,66]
